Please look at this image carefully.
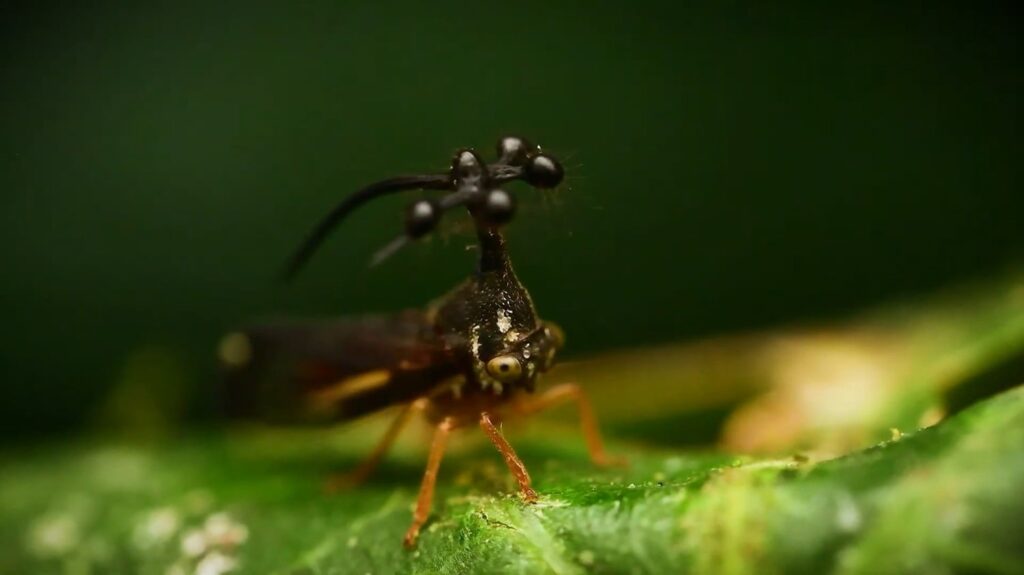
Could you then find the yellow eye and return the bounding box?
[486,355,522,383]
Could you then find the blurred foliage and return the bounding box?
[2,1,1021,438]
[558,274,1024,455]
[2,2,1022,572]
[3,275,1024,573]
[1,387,1022,574]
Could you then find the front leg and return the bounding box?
[514,383,625,467]
[479,412,538,502]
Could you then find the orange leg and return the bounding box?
[326,400,424,493]
[403,416,455,548]
[515,383,625,467]
[479,412,538,502]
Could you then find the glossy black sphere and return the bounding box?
[496,136,533,166]
[405,199,440,238]
[482,188,516,224]
[524,153,564,188]
[452,149,485,183]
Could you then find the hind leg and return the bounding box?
[514,383,625,467]
[325,399,425,492]
[403,416,455,548]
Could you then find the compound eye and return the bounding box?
[524,153,564,188]
[405,199,440,238]
[481,188,516,225]
[544,322,566,350]
[486,355,523,383]
[496,136,534,166]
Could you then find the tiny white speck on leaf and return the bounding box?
[578,550,595,566]
[204,513,231,539]
[194,551,238,575]
[27,514,80,557]
[203,513,248,546]
[836,495,862,532]
[181,529,207,558]
[663,457,684,473]
[134,507,181,548]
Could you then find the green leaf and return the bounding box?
[3,385,1024,575]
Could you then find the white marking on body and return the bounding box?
[470,325,491,389]
[470,325,481,358]
[496,309,512,334]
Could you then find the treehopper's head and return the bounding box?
[476,321,565,394]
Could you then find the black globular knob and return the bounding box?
[452,149,485,183]
[496,136,534,166]
[524,153,564,188]
[482,188,516,225]
[405,199,440,238]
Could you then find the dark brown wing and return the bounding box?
[220,310,461,424]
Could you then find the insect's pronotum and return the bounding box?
[221,136,621,547]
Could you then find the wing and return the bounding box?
[220,310,461,424]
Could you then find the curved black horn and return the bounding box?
[281,174,451,280]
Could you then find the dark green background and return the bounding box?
[1,2,1020,440]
